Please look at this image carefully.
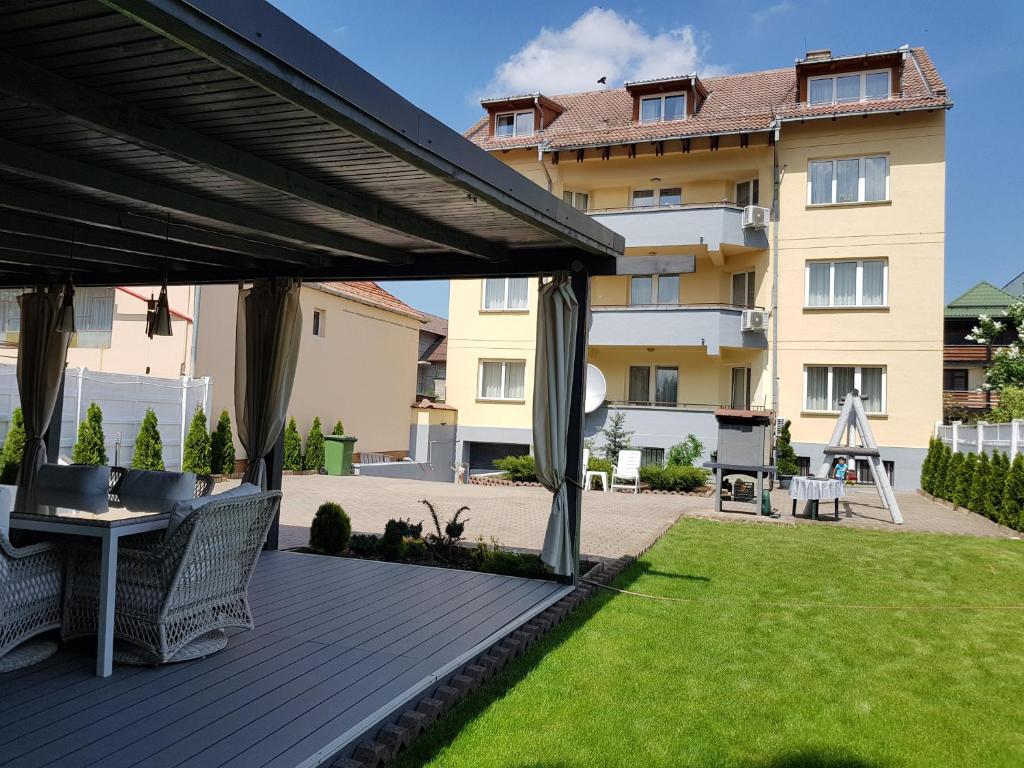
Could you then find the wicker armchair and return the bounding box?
[193,474,215,498]
[61,490,281,665]
[0,532,64,671]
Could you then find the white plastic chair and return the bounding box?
[582,449,608,492]
[611,450,641,494]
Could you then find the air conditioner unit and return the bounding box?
[741,205,770,229]
[741,309,769,332]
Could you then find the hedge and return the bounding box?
[639,465,710,492]
[920,439,1024,531]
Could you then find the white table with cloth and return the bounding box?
[789,476,845,521]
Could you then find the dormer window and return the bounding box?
[808,70,890,105]
[495,110,534,137]
[639,92,686,123]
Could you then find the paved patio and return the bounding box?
[260,475,1020,559]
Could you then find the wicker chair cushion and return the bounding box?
[165,482,260,539]
[119,470,196,500]
[37,464,110,495]
[0,486,10,536]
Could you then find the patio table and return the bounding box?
[5,484,177,677]
[789,476,845,521]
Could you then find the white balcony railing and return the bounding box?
[588,203,768,251]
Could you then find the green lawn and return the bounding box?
[395,519,1024,768]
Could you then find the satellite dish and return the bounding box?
[584,364,607,413]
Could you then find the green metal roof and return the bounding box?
[945,281,1020,318]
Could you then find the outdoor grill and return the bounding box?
[703,408,776,515]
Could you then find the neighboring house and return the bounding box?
[0,285,195,377]
[447,45,949,489]
[193,281,425,461]
[1004,271,1024,299]
[417,314,447,401]
[943,281,1020,415]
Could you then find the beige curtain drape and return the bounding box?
[17,288,71,489]
[235,279,303,490]
[534,273,579,576]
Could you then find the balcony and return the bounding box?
[943,390,999,410]
[589,303,768,355]
[589,203,768,251]
[943,344,1003,363]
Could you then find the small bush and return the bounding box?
[586,454,614,489]
[600,410,633,464]
[72,402,108,466]
[932,443,951,499]
[1,407,25,483]
[421,499,469,545]
[131,407,164,470]
[987,386,1024,422]
[1001,454,1024,530]
[493,454,537,482]
[309,501,352,554]
[920,438,940,494]
[640,464,710,492]
[283,417,303,471]
[210,410,236,475]
[182,406,211,474]
[987,451,1009,521]
[304,416,326,471]
[776,420,800,477]
[952,452,977,508]
[404,537,428,560]
[349,533,379,557]
[332,420,345,436]
[667,434,704,467]
[472,538,544,578]
[380,518,408,560]
[968,451,990,513]
[944,452,965,503]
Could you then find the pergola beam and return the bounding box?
[0,52,504,262]
[0,136,413,265]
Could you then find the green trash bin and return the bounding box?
[324,435,358,476]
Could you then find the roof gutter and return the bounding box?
[776,102,952,124]
[537,126,775,155]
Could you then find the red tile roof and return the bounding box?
[419,313,448,363]
[313,281,427,322]
[465,48,949,152]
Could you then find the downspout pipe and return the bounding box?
[535,96,554,193]
[771,121,781,414]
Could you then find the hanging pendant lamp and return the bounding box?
[147,214,174,338]
[55,226,76,334]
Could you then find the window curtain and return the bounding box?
[534,272,579,577]
[507,278,529,309]
[810,161,833,204]
[16,288,72,489]
[808,262,831,306]
[655,367,678,405]
[483,278,504,309]
[836,159,859,203]
[834,262,857,305]
[864,157,887,201]
[832,367,855,410]
[235,279,303,490]
[861,368,883,412]
[862,261,885,305]
[806,367,828,411]
[628,366,650,402]
[479,362,502,398]
[505,361,526,399]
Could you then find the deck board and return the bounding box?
[0,551,569,768]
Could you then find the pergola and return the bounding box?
[0,0,623,575]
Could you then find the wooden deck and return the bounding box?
[0,551,570,768]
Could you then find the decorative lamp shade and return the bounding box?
[54,282,76,334]
[147,284,173,338]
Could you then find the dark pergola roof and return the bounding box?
[0,0,623,288]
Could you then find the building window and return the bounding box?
[482,277,529,311]
[736,178,759,207]
[640,447,665,467]
[562,190,590,211]
[804,365,886,414]
[731,271,756,307]
[731,367,752,409]
[808,156,889,205]
[0,287,115,348]
[312,308,326,337]
[805,259,887,307]
[495,111,534,138]
[808,70,891,105]
[631,187,682,207]
[639,93,686,123]
[629,275,679,306]
[944,369,968,391]
[628,365,678,406]
[478,360,526,401]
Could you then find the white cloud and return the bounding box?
[752,1,795,24]
[481,8,717,97]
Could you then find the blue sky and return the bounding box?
[271,0,1024,318]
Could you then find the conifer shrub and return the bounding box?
[986,451,1009,521]
[1000,454,1024,531]
[968,451,990,513]
[1,407,25,483]
[332,420,345,436]
[182,406,211,474]
[131,407,164,470]
[943,450,964,503]
[932,444,952,499]
[920,438,940,494]
[952,452,977,509]
[304,416,326,471]
[283,417,303,471]
[72,402,108,466]
[776,420,800,477]
[309,501,352,554]
[210,410,236,475]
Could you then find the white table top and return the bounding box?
[789,476,846,501]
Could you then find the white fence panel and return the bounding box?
[936,419,1023,460]
[0,365,210,471]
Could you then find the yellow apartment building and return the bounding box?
[447,46,950,488]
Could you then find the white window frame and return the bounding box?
[477,359,527,402]
[562,190,590,211]
[481,277,529,312]
[638,92,687,123]
[630,186,683,208]
[804,259,888,308]
[735,178,759,207]
[629,274,679,306]
[494,110,534,138]
[730,366,752,409]
[312,308,326,338]
[807,155,889,205]
[627,364,679,406]
[803,365,887,414]
[807,69,892,105]
[731,270,756,307]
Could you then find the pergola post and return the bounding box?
[263,429,285,550]
[43,369,65,463]
[562,266,591,585]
